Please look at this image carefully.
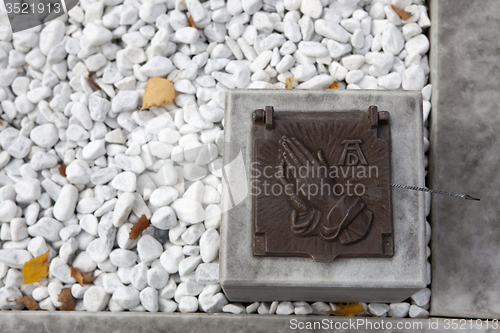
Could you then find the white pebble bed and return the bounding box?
[0,0,432,317]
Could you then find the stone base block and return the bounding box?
[220,90,427,303]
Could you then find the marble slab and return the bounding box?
[220,90,427,303]
[429,0,500,319]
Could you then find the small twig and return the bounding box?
[391,183,480,201]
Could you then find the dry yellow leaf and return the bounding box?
[188,15,197,28]
[328,303,365,317]
[140,77,175,111]
[329,81,339,89]
[22,250,49,285]
[285,76,294,89]
[391,4,412,20]
[15,295,39,310]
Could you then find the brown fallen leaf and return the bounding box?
[70,266,95,287]
[391,4,412,20]
[15,295,39,310]
[129,214,150,239]
[140,77,175,111]
[285,76,294,89]
[188,15,197,28]
[22,250,49,285]
[59,162,66,177]
[329,81,339,89]
[88,72,104,98]
[58,288,76,311]
[328,303,365,317]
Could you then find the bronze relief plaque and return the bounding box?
[252,106,393,262]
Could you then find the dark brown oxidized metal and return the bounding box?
[252,106,393,262]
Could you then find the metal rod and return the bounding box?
[390,183,480,201]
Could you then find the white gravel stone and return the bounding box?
[0,249,32,269]
[315,20,350,43]
[130,263,149,290]
[109,249,138,267]
[178,255,202,276]
[388,302,410,318]
[137,235,163,262]
[86,239,112,263]
[147,266,169,289]
[378,72,402,89]
[296,75,334,89]
[103,273,124,294]
[276,301,294,315]
[28,217,64,242]
[341,55,365,70]
[151,207,178,230]
[405,34,430,56]
[179,295,198,312]
[30,152,58,171]
[9,218,28,242]
[49,257,76,283]
[409,304,429,318]
[0,286,24,310]
[160,245,184,274]
[294,301,313,315]
[82,140,106,160]
[111,172,137,192]
[112,192,135,227]
[53,185,78,222]
[112,91,141,113]
[140,287,159,312]
[84,286,110,312]
[30,124,59,148]
[411,288,431,307]
[112,285,140,309]
[402,64,425,90]
[176,27,200,44]
[171,198,205,224]
[368,303,390,316]
[382,23,405,55]
[66,160,92,185]
[0,201,17,223]
[140,57,174,77]
[83,23,113,46]
[300,0,322,19]
[223,303,246,314]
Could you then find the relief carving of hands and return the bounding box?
[276,136,373,245]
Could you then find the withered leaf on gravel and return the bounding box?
[129,214,150,239]
[391,4,412,20]
[188,15,197,28]
[59,162,66,177]
[15,295,39,310]
[140,77,175,111]
[328,81,339,89]
[58,288,76,311]
[22,250,49,285]
[285,76,294,89]
[328,303,365,317]
[70,266,95,287]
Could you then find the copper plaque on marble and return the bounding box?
[252,106,393,262]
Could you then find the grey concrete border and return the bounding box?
[0,312,499,333]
